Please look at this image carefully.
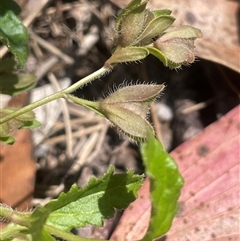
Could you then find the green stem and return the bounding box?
[0,225,29,240]
[66,95,103,117]
[45,224,110,241]
[0,205,13,219]
[0,66,110,124]
[0,205,30,228]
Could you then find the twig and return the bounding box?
[47,72,73,158]
[35,56,59,81]
[181,97,216,114]
[45,124,103,145]
[29,30,74,65]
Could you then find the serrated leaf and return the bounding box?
[0,0,29,67]
[0,73,36,96]
[45,166,143,231]
[140,135,184,240]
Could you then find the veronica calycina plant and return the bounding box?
[0,0,202,143]
[0,0,201,240]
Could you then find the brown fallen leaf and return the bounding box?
[0,94,35,228]
[111,105,240,241]
[110,0,240,73]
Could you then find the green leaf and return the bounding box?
[160,25,203,41]
[28,206,51,241]
[0,73,36,96]
[0,58,16,73]
[0,0,21,15]
[39,229,56,241]
[136,15,175,45]
[146,46,168,66]
[0,0,29,67]
[45,166,143,231]
[66,95,104,117]
[0,121,10,137]
[152,9,172,17]
[1,108,36,122]
[102,84,164,103]
[106,46,149,66]
[140,135,184,240]
[0,136,15,144]
[101,104,154,142]
[118,1,148,46]
[115,0,142,31]
[154,39,196,67]
[20,120,41,129]
[0,109,39,144]
[0,224,29,240]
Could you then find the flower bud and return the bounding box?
[153,25,202,68]
[99,84,165,141]
[106,0,175,66]
[117,2,150,47]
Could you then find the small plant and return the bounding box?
[0,0,202,240]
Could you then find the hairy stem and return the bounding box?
[0,66,110,124]
[0,205,30,228]
[0,225,29,240]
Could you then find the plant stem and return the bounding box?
[0,225,28,240]
[45,224,110,241]
[0,66,110,124]
[66,95,103,117]
[0,205,30,228]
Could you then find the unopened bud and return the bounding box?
[99,84,165,141]
[153,25,202,68]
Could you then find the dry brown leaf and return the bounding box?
[0,94,35,227]
[110,0,240,73]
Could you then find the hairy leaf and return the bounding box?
[45,166,143,231]
[106,46,149,66]
[136,15,175,45]
[115,0,142,31]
